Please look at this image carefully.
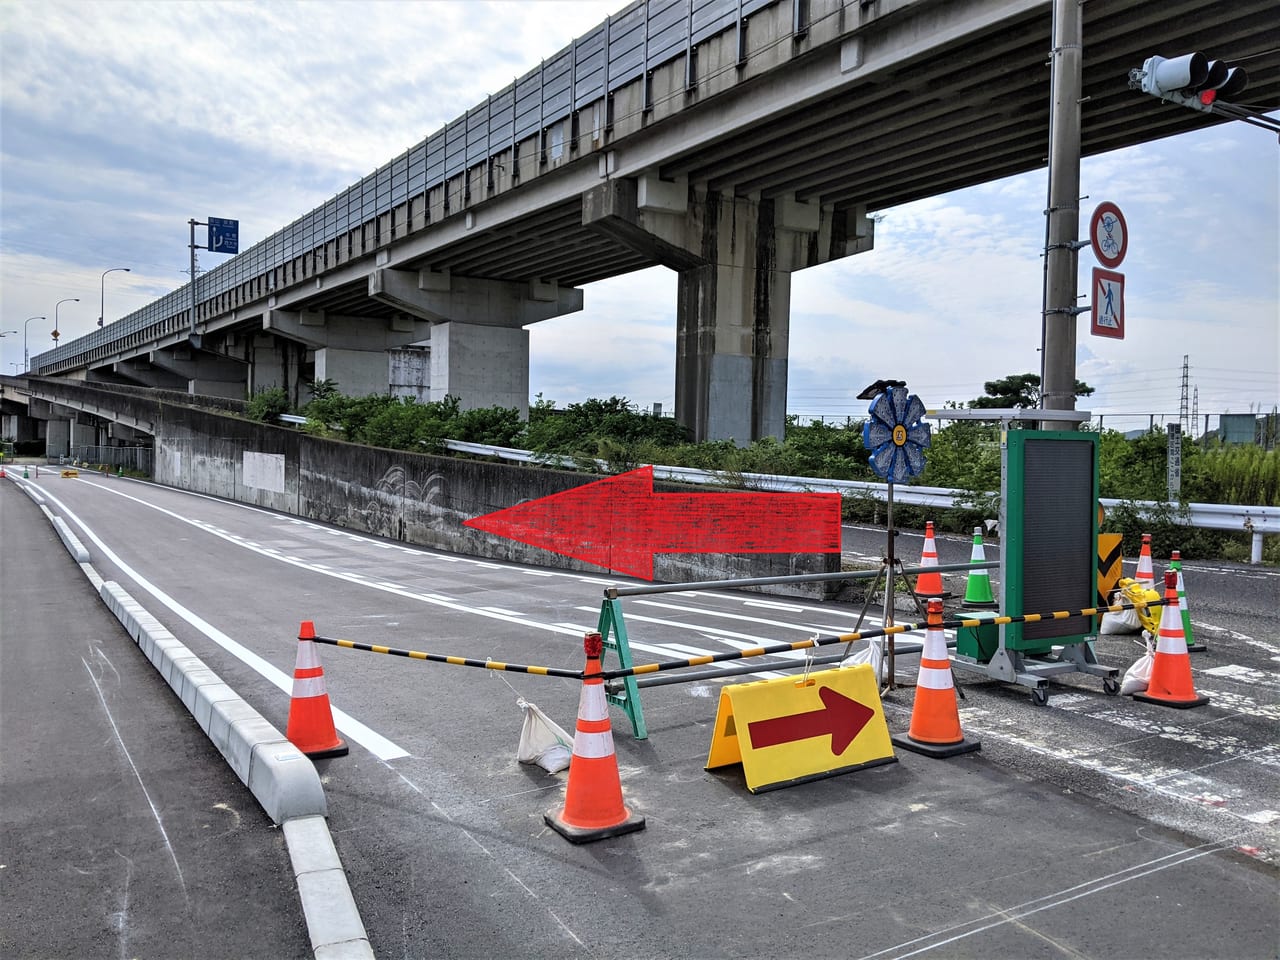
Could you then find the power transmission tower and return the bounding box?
[1179,355,1190,434]
[1192,386,1199,439]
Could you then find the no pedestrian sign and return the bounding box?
[1091,267,1125,340]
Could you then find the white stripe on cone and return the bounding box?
[917,666,954,690]
[573,729,615,759]
[578,683,607,721]
[922,630,948,661]
[292,675,329,699]
[1155,606,1188,656]
[296,641,320,669]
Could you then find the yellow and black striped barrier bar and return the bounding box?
[309,597,1166,682]
[594,598,1170,681]
[308,635,584,679]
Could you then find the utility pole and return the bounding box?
[1039,0,1085,431]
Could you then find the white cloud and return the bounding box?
[1,0,1275,425]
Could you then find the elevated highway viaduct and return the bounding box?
[28,0,1280,447]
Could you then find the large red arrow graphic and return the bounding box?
[463,465,840,580]
[747,686,874,756]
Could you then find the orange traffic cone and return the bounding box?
[1133,571,1208,709]
[892,599,980,758]
[1135,533,1155,589]
[285,621,349,758]
[0,465,6,479]
[914,521,946,598]
[545,633,645,843]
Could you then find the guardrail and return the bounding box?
[438,438,1277,563]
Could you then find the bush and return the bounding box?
[246,387,290,422]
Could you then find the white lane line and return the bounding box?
[743,600,806,612]
[634,598,842,633]
[68,481,585,637]
[40,487,408,762]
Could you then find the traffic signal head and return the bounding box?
[1135,53,1248,111]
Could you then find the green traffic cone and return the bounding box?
[962,526,997,609]
[22,466,29,479]
[1169,551,1205,652]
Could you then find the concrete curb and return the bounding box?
[285,817,376,960]
[50,513,91,562]
[99,581,329,823]
[24,480,373,959]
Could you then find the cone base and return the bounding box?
[544,807,645,844]
[1133,691,1209,710]
[1185,642,1207,653]
[892,732,981,758]
[297,739,349,759]
[961,599,999,609]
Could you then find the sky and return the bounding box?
[1,1,1276,438]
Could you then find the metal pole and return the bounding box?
[189,219,199,335]
[99,267,130,329]
[1040,0,1084,431]
[883,481,896,688]
[22,315,45,372]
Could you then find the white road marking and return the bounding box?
[40,486,409,761]
[82,656,188,902]
[1201,664,1279,686]
[854,843,1224,960]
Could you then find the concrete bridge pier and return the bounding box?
[263,307,433,401]
[243,334,309,405]
[584,176,874,444]
[369,267,584,417]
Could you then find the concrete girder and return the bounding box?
[106,358,190,391]
[368,267,584,327]
[148,346,247,383]
[264,307,433,349]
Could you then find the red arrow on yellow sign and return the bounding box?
[746,686,873,756]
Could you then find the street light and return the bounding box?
[99,266,131,328]
[53,297,79,345]
[22,316,45,371]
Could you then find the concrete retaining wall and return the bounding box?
[32,380,840,596]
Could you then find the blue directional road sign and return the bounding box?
[208,217,239,254]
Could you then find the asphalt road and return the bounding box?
[0,478,309,959]
[2,470,1277,959]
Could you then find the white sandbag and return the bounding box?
[1100,603,1141,635]
[516,698,574,774]
[841,639,884,684]
[1120,634,1154,696]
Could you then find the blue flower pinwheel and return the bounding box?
[862,385,931,482]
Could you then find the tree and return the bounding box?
[970,372,1094,409]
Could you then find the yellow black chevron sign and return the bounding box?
[1097,533,1124,608]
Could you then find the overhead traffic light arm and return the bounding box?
[1130,53,1280,138]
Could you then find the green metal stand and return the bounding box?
[596,597,648,740]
